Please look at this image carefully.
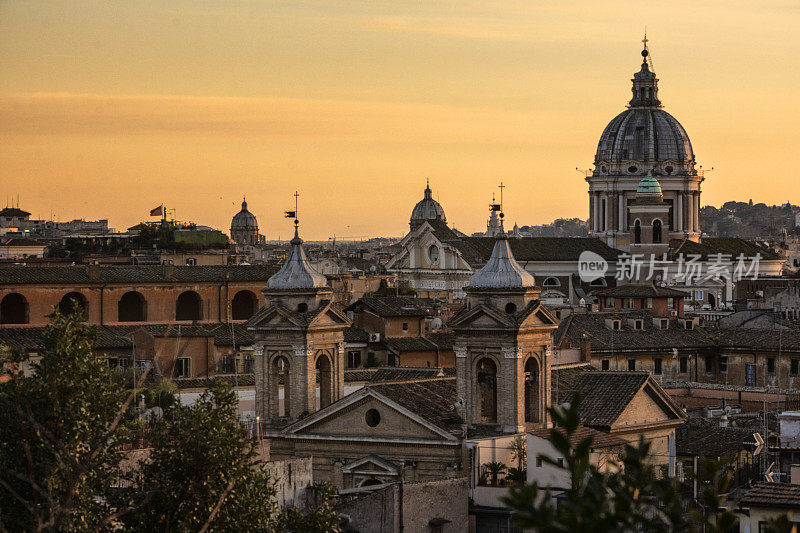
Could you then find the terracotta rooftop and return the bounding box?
[347,296,432,317]
[528,425,628,450]
[370,377,462,432]
[739,482,800,509]
[593,283,689,299]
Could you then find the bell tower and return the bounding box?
[449,207,557,433]
[249,196,350,424]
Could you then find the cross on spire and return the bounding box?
[642,29,648,52]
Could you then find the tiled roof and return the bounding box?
[383,336,437,353]
[344,367,455,383]
[552,364,597,405]
[706,328,800,352]
[0,325,133,350]
[0,322,253,350]
[426,331,455,350]
[594,283,689,299]
[739,482,800,509]
[348,297,431,317]
[528,425,628,450]
[370,377,463,432]
[555,312,716,353]
[670,237,781,261]
[676,421,759,459]
[571,371,650,428]
[343,325,370,343]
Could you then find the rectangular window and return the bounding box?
[612,320,621,331]
[791,359,799,376]
[605,297,615,308]
[720,356,728,373]
[746,363,756,386]
[705,356,714,374]
[242,355,254,374]
[402,322,409,332]
[601,359,610,371]
[685,320,694,330]
[660,319,669,329]
[667,298,675,309]
[347,350,361,369]
[679,356,688,374]
[175,358,190,378]
[654,358,662,375]
[623,298,634,309]
[628,359,636,371]
[645,298,654,309]
[767,357,775,374]
[634,319,643,330]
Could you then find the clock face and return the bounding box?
[428,244,440,264]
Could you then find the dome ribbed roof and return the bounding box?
[267,227,328,290]
[231,199,258,230]
[468,233,536,289]
[594,46,695,173]
[595,108,694,165]
[410,183,446,227]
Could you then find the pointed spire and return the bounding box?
[469,229,535,289]
[242,195,248,210]
[268,195,327,290]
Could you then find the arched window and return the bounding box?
[176,291,202,321]
[316,354,333,410]
[542,277,560,287]
[476,358,497,423]
[1,293,29,324]
[634,219,642,244]
[271,356,290,418]
[525,357,540,423]
[118,291,146,322]
[59,292,88,319]
[653,219,662,244]
[231,290,257,320]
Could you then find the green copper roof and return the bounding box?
[636,172,663,197]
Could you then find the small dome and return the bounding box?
[468,234,536,289]
[636,171,663,199]
[268,227,328,290]
[410,183,446,228]
[231,199,258,230]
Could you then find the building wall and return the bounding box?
[739,507,800,533]
[0,281,266,326]
[263,456,313,508]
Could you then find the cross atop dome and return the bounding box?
[629,35,661,108]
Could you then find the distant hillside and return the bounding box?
[701,201,800,239]
[519,218,589,237]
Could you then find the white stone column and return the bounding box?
[676,193,683,231]
[618,194,626,231]
[694,192,701,232]
[592,194,600,232]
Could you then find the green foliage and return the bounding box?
[0,310,128,532]
[509,434,527,470]
[121,380,277,532]
[482,461,507,486]
[502,396,740,533]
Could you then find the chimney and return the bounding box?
[580,338,591,362]
[88,264,100,280]
[163,263,175,279]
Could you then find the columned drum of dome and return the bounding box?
[586,43,704,249]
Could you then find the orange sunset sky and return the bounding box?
[1,1,799,240]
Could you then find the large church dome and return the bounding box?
[410,182,446,229]
[231,199,258,230]
[593,48,695,177]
